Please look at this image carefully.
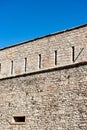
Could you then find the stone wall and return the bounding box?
[0,62,87,130]
[0,24,87,130]
[0,24,87,79]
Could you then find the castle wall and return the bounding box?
[0,25,87,130]
[0,25,87,79]
[0,63,87,130]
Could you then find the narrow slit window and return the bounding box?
[39,54,41,69]
[0,63,1,72]
[25,58,27,72]
[55,50,57,65]
[13,116,25,123]
[72,46,75,62]
[11,61,13,75]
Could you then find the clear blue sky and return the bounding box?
[0,0,87,48]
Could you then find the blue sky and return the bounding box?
[0,0,87,48]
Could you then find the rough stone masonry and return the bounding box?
[0,24,87,130]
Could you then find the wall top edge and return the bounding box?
[0,23,87,51]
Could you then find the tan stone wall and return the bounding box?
[0,25,87,130]
[0,63,87,130]
[0,25,87,79]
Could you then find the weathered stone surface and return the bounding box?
[0,24,87,79]
[0,24,87,130]
[0,64,87,130]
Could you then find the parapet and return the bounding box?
[0,24,87,79]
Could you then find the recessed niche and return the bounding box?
[13,116,25,123]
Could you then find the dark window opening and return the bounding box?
[0,63,1,72]
[55,50,57,65]
[39,54,41,69]
[25,58,27,72]
[11,61,13,75]
[13,116,25,122]
[72,46,75,62]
